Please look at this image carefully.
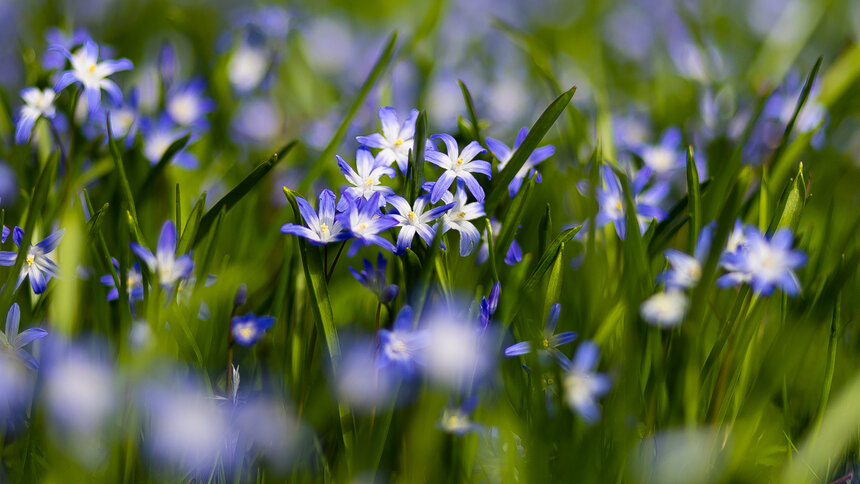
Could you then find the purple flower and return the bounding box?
[0,227,64,294]
[341,192,398,256]
[485,127,555,197]
[377,306,429,378]
[130,221,194,288]
[52,39,133,114]
[281,189,349,245]
[717,226,806,296]
[426,134,491,203]
[99,258,144,305]
[426,180,485,257]
[349,253,398,304]
[231,313,276,346]
[590,166,668,240]
[386,195,453,253]
[504,303,577,368]
[356,106,419,173]
[0,303,47,370]
[166,78,215,129]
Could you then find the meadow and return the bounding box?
[0,0,859,482]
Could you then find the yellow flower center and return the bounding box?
[26,254,35,266]
[457,211,466,219]
[542,338,550,348]
[358,223,368,231]
[88,64,97,73]
[364,178,374,187]
[456,158,464,166]
[408,211,416,220]
[615,201,623,211]
[394,138,403,147]
[320,223,329,233]
[238,327,255,341]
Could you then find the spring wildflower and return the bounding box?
[341,192,398,255]
[140,116,198,169]
[99,259,144,305]
[15,87,57,145]
[41,27,90,70]
[423,303,496,390]
[427,134,492,203]
[0,227,65,294]
[657,224,713,289]
[640,291,689,328]
[504,303,577,368]
[165,78,215,128]
[479,282,501,329]
[231,314,276,346]
[0,303,48,370]
[43,348,116,436]
[485,127,555,196]
[476,218,522,265]
[387,195,453,253]
[719,219,748,281]
[227,40,270,93]
[427,180,485,256]
[52,39,133,114]
[591,166,668,240]
[377,306,429,378]
[563,341,612,423]
[337,147,395,206]
[281,188,348,245]
[717,226,806,296]
[130,220,194,288]
[356,106,419,173]
[438,398,481,435]
[348,252,399,304]
[334,338,397,412]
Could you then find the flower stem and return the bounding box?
[326,241,346,282]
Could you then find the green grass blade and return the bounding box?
[194,141,296,247]
[542,242,564,319]
[407,111,427,202]
[494,176,535,275]
[106,114,143,244]
[458,80,484,145]
[523,225,581,292]
[484,86,575,213]
[135,132,191,199]
[178,192,206,256]
[538,203,551,256]
[685,146,702,253]
[298,32,398,193]
[769,162,807,233]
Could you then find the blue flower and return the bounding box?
[42,27,91,70]
[504,303,577,368]
[640,291,689,328]
[485,127,555,197]
[349,253,399,304]
[99,258,144,305]
[479,282,501,329]
[426,134,491,203]
[166,78,215,129]
[476,218,522,266]
[15,87,57,145]
[386,195,453,253]
[337,147,395,206]
[0,227,64,294]
[437,397,481,435]
[427,180,485,256]
[231,313,276,346]
[634,127,708,180]
[130,220,194,288]
[563,341,612,423]
[377,306,429,378]
[341,192,398,255]
[717,226,806,296]
[591,166,668,240]
[356,106,419,173]
[657,223,713,290]
[140,116,198,169]
[280,188,349,245]
[52,39,133,114]
[0,303,48,370]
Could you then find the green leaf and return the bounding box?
[458,80,484,145]
[484,86,575,212]
[523,225,581,292]
[494,176,536,274]
[194,141,296,247]
[543,242,564,319]
[617,166,649,301]
[648,179,710,257]
[194,206,225,292]
[106,114,144,245]
[135,132,191,200]
[769,162,807,233]
[685,146,702,252]
[178,192,206,256]
[298,32,398,192]
[0,153,57,308]
[538,203,551,256]
[483,218,500,283]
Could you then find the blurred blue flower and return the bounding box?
[130,220,194,288]
[333,337,398,412]
[337,147,395,206]
[563,341,612,423]
[657,223,713,289]
[427,134,492,203]
[479,282,501,329]
[640,290,689,328]
[166,78,215,129]
[438,397,481,436]
[0,303,47,370]
[52,39,133,114]
[476,218,522,265]
[42,345,116,437]
[377,306,429,378]
[341,192,398,255]
[280,188,348,245]
[42,27,91,70]
[349,252,398,304]
[227,40,270,93]
[387,195,453,253]
[504,303,577,368]
[590,166,668,240]
[0,227,64,294]
[15,87,57,145]
[428,179,485,256]
[717,226,806,296]
[140,116,198,169]
[99,258,144,306]
[486,127,555,197]
[356,106,419,173]
[422,301,497,391]
[231,97,283,147]
[231,313,276,346]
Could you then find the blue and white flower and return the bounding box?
[486,127,555,197]
[590,166,668,240]
[504,303,577,368]
[281,188,349,245]
[52,39,133,114]
[377,306,429,378]
[341,192,398,255]
[349,253,399,304]
[640,291,689,328]
[657,224,713,289]
[15,87,57,145]
[717,226,806,296]
[130,221,194,288]
[386,195,453,253]
[166,78,215,128]
[337,147,395,207]
[428,180,485,256]
[356,106,419,173]
[0,303,48,370]
[140,116,198,169]
[563,341,612,423]
[427,134,491,203]
[231,313,276,346]
[0,227,64,294]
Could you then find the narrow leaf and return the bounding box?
[135,133,191,199]
[685,146,702,253]
[523,225,581,292]
[458,80,484,145]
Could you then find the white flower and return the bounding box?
[640,291,689,328]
